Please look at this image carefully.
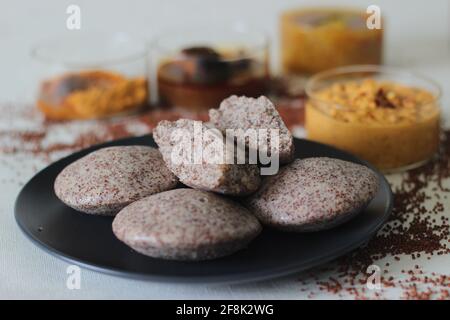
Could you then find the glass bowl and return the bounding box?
[280,7,383,75]
[305,65,441,172]
[152,25,270,111]
[32,31,149,120]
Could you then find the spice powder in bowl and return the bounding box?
[153,25,269,111]
[306,66,441,171]
[38,70,148,120]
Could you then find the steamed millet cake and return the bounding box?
[246,157,379,232]
[54,146,178,215]
[112,188,262,260]
[209,95,295,164]
[153,119,261,196]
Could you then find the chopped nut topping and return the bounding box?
[375,88,396,109]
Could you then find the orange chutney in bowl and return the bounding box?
[306,74,441,171]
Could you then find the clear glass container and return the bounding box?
[32,31,149,120]
[305,65,441,172]
[152,25,270,111]
[280,7,383,75]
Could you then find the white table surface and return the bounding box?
[0,0,449,299]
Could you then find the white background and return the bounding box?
[0,0,449,299]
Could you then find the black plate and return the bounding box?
[15,135,393,284]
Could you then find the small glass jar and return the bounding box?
[32,32,149,120]
[280,7,383,75]
[152,25,270,111]
[305,65,441,172]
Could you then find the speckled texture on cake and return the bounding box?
[112,188,262,260]
[246,157,379,232]
[54,146,178,216]
[154,119,261,196]
[209,95,295,164]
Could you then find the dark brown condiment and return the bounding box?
[157,46,269,111]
